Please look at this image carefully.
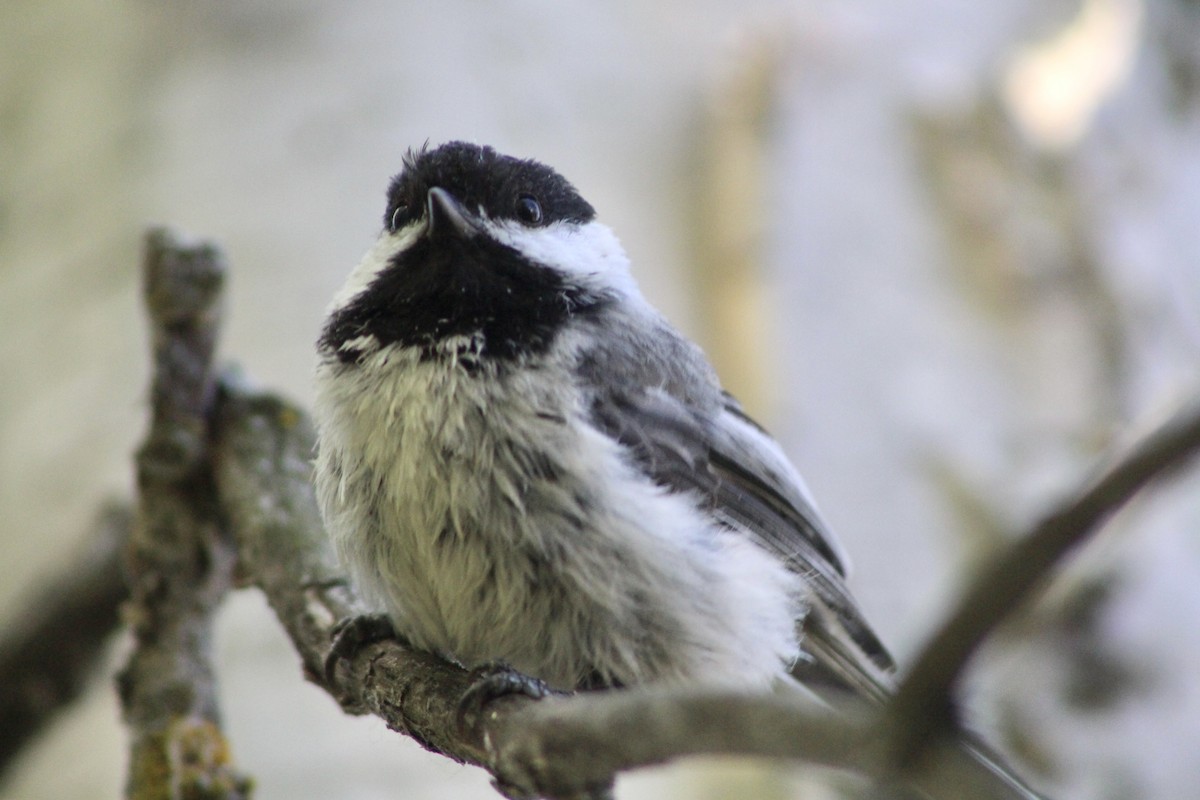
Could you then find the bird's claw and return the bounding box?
[457,661,556,734]
[323,613,397,686]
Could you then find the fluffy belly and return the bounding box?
[318,360,802,691]
[359,432,635,688]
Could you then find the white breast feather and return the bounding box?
[314,328,805,690]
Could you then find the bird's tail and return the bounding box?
[793,602,1047,799]
[902,734,1047,800]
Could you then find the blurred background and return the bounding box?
[2,1,1199,798]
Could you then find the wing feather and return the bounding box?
[580,334,894,699]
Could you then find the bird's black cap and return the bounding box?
[383,141,595,232]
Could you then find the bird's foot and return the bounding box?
[457,661,556,733]
[323,612,398,686]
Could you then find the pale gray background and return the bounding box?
[3,1,1199,798]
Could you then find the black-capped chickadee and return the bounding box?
[314,141,1040,797]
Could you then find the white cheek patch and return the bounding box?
[328,224,424,313]
[331,217,651,320]
[485,220,645,302]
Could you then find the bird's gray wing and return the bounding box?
[585,370,894,702]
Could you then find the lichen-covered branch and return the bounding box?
[0,502,131,780]
[117,228,251,800]
[889,399,1200,760]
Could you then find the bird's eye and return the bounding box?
[516,194,543,226]
[389,203,411,232]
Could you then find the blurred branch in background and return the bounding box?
[4,230,1199,799]
[914,96,1129,425]
[906,5,1199,788]
[891,394,1200,757]
[0,503,130,779]
[689,30,781,420]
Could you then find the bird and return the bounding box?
[313,140,1043,798]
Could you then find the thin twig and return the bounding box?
[117,228,251,800]
[889,399,1200,760]
[0,502,131,780]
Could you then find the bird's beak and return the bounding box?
[426,187,477,239]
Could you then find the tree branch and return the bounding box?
[117,229,251,800]
[889,399,1200,760]
[0,502,131,780]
